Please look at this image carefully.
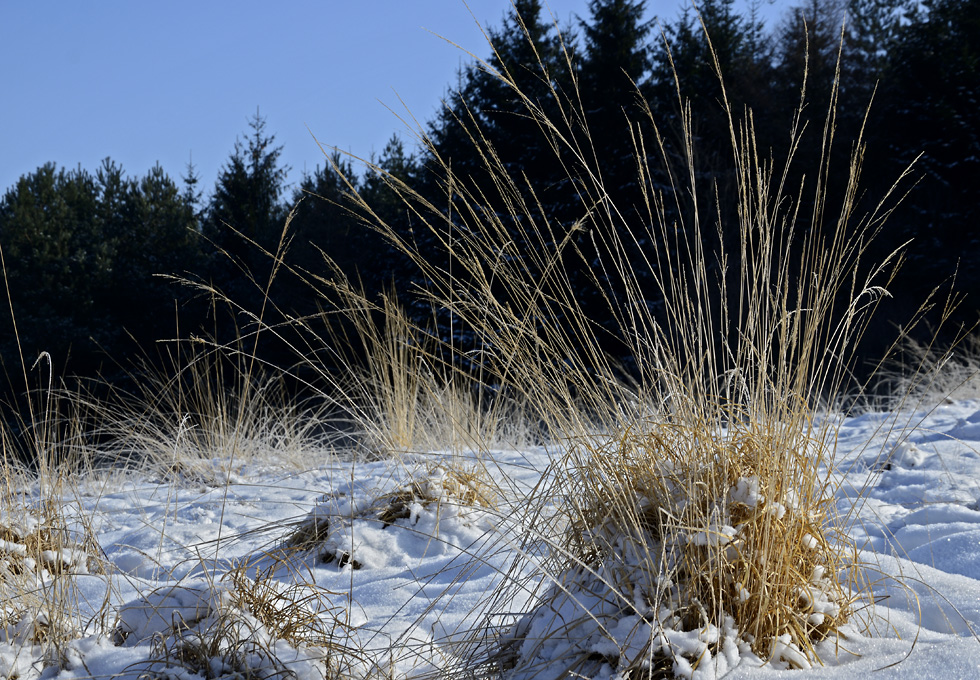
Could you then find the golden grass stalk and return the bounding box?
[0,376,111,673]
[295,9,940,676]
[79,344,342,482]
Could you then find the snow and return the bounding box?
[3,402,980,678]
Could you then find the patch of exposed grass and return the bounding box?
[281,461,499,571]
[115,569,367,680]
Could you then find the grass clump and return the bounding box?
[0,366,112,676]
[490,422,852,678]
[282,461,498,570]
[0,499,103,654]
[879,328,980,410]
[114,569,366,680]
[80,345,344,484]
[288,7,941,676]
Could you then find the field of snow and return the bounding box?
[3,398,980,679]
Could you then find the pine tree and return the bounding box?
[578,0,653,202]
[0,164,107,368]
[205,110,289,265]
[878,0,980,302]
[203,110,290,324]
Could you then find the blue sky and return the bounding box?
[1,1,786,198]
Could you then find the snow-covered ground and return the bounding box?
[3,399,980,679]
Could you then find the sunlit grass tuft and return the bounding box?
[291,8,944,676]
[0,3,962,678]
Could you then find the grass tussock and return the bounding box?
[339,295,529,458]
[0,502,102,652]
[0,356,112,674]
[115,566,367,680]
[74,345,346,485]
[1,437,110,675]
[0,2,959,677]
[552,423,849,669]
[880,328,980,410]
[281,7,944,676]
[282,461,498,569]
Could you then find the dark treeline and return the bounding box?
[1,0,978,419]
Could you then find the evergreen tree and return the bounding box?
[645,0,773,256]
[0,160,207,382]
[0,164,107,370]
[565,0,657,339]
[649,0,770,143]
[287,152,361,289]
[358,135,420,297]
[878,0,980,302]
[841,0,917,235]
[203,111,290,329]
[205,110,289,269]
[414,1,577,348]
[181,153,205,221]
[844,0,912,89]
[106,164,203,347]
[578,0,653,203]
[425,0,573,211]
[771,0,848,143]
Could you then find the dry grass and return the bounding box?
[0,2,958,678]
[334,294,531,458]
[281,460,498,569]
[284,8,945,677]
[115,564,368,680]
[878,328,980,410]
[72,344,345,484]
[0,386,112,675]
[506,422,854,673]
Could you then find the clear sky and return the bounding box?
[1,1,786,198]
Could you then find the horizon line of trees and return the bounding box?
[1,0,977,412]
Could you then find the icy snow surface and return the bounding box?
[3,400,980,678]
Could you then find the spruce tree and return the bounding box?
[415,1,576,347]
[578,0,653,202]
[203,110,290,333]
[425,0,573,209]
[205,110,289,266]
[181,154,204,221]
[878,0,980,305]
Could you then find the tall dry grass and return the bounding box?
[275,11,946,677]
[0,355,113,674]
[0,4,957,678]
